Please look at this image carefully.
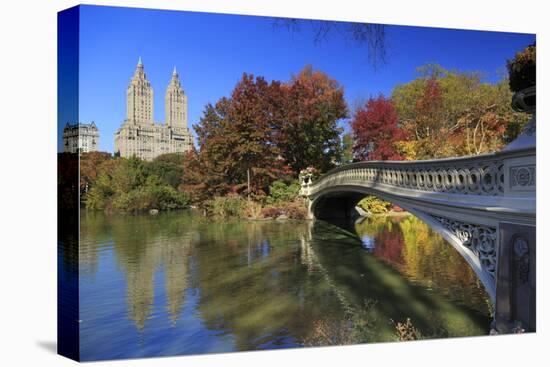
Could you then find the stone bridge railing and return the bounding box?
[301,147,535,214]
[308,155,504,196]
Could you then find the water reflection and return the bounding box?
[74,210,491,361]
[355,215,490,315]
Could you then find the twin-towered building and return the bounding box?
[114,58,194,161]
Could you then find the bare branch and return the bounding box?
[273,18,386,69]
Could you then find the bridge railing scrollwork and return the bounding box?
[302,153,519,197]
[430,215,497,279]
[301,148,535,216]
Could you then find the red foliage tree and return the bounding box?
[413,78,444,140]
[351,95,406,161]
[276,66,348,173]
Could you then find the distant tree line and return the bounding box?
[80,152,190,212]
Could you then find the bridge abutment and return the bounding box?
[495,222,536,333]
[310,193,364,221]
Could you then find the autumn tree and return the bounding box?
[276,65,348,172]
[391,64,529,159]
[182,100,242,203]
[79,151,116,198]
[179,148,218,205]
[184,74,291,200]
[457,81,513,155]
[351,95,406,161]
[227,74,288,193]
[406,78,450,158]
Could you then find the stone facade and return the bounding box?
[62,122,99,153]
[114,58,194,161]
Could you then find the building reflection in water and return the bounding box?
[80,211,195,330]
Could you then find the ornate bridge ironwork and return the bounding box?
[300,146,536,334]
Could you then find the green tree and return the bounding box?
[83,155,190,212]
[148,153,186,189]
[341,133,354,164]
[265,180,301,205]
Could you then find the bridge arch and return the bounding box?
[301,146,535,333]
[310,185,497,302]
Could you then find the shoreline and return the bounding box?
[83,206,412,221]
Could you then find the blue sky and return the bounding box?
[59,5,535,152]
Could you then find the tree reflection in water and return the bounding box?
[76,210,492,360]
[355,215,490,316]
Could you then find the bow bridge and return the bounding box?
[300,144,535,334]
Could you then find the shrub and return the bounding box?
[260,206,282,219]
[206,195,247,218]
[507,44,536,92]
[112,188,152,212]
[108,184,189,213]
[82,155,192,213]
[243,200,263,219]
[393,318,422,341]
[357,196,392,214]
[280,200,308,219]
[304,300,376,346]
[85,186,107,210]
[149,185,190,210]
[266,180,301,205]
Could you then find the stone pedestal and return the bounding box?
[504,86,536,152]
[495,223,536,333]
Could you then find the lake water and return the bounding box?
[70,210,491,361]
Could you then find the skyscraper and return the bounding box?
[126,57,154,126]
[165,66,187,128]
[114,58,194,161]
